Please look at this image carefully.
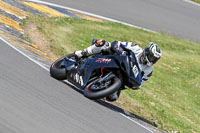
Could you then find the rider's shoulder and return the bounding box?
[127,42,142,49]
[130,42,137,47]
[117,41,139,47]
[130,43,143,53]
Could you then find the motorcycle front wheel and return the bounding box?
[50,56,66,80]
[84,76,122,100]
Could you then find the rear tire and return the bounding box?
[84,76,122,100]
[50,56,66,80]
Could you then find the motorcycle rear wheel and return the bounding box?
[50,56,66,80]
[84,76,122,100]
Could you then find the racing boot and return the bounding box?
[65,53,79,61]
[105,90,121,102]
[74,50,88,59]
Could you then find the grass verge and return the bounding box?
[21,16,200,133]
[191,0,200,4]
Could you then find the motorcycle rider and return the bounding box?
[74,39,162,102]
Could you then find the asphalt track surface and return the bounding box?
[0,39,153,133]
[3,0,198,132]
[38,0,200,43]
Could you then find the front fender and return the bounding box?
[82,57,119,87]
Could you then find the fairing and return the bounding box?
[65,52,142,89]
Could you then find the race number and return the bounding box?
[132,65,139,78]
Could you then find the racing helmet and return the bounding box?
[141,42,162,66]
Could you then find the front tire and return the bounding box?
[50,56,66,80]
[84,76,122,100]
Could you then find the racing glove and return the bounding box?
[93,39,109,47]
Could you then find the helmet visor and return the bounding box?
[147,54,159,64]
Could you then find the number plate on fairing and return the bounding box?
[132,65,139,78]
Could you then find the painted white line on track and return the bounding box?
[24,0,156,33]
[120,113,154,133]
[2,0,156,131]
[184,0,200,7]
[0,36,154,133]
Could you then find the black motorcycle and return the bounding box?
[50,51,142,100]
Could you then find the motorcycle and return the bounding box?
[50,51,142,100]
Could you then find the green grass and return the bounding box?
[191,0,200,4]
[22,16,200,133]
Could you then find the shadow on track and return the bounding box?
[61,80,157,128]
[95,99,157,127]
